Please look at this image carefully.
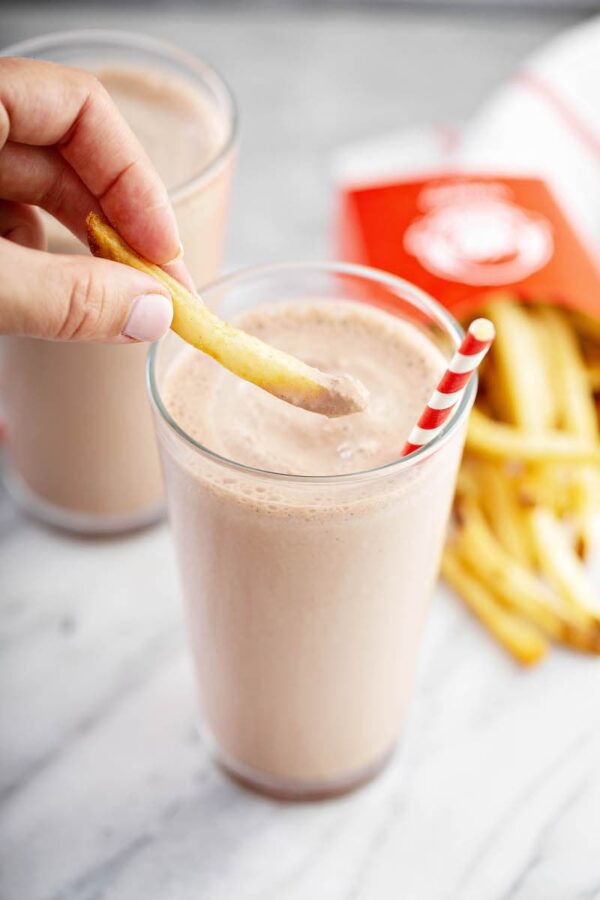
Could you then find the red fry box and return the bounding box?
[337,173,600,320]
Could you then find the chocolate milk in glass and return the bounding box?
[0,33,236,531]
[150,265,473,798]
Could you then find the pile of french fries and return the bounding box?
[443,295,600,665]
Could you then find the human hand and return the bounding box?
[0,57,194,343]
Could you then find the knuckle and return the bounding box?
[58,263,109,340]
[59,71,109,153]
[40,170,69,218]
[82,72,111,109]
[78,69,102,97]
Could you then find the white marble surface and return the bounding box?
[2,6,600,900]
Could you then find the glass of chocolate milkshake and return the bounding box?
[0,31,236,532]
[149,263,474,799]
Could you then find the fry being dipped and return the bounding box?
[86,213,368,418]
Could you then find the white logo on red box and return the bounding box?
[404,183,553,286]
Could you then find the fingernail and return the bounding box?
[122,294,173,341]
[166,241,184,263]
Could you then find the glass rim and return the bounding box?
[0,28,238,199]
[147,261,476,485]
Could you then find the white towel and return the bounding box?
[334,15,600,257]
[460,15,600,255]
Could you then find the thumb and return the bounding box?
[0,237,173,343]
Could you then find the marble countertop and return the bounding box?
[2,6,600,900]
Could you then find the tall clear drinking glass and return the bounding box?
[149,263,474,799]
[0,31,237,533]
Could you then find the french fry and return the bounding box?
[585,364,600,393]
[484,297,555,430]
[452,298,600,662]
[86,213,367,418]
[456,498,600,654]
[455,499,567,641]
[467,408,600,465]
[442,549,547,666]
[568,309,600,345]
[480,359,512,423]
[539,308,599,437]
[516,465,575,515]
[537,307,600,556]
[478,464,532,566]
[528,507,600,627]
[455,456,481,500]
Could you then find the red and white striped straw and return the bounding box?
[402,318,495,457]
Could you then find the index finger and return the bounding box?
[0,57,180,264]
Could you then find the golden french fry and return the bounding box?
[517,465,574,515]
[455,456,481,499]
[478,464,532,566]
[467,408,600,465]
[537,307,600,556]
[456,499,600,654]
[453,298,600,658]
[568,309,600,345]
[442,549,547,666]
[479,360,511,423]
[455,499,565,639]
[86,213,367,418]
[484,298,555,430]
[528,507,600,627]
[585,364,600,392]
[539,308,598,437]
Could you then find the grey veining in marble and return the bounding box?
[1,6,600,900]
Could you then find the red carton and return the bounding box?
[337,173,600,319]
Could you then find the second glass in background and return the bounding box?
[0,30,237,532]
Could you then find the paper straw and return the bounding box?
[402,318,495,456]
